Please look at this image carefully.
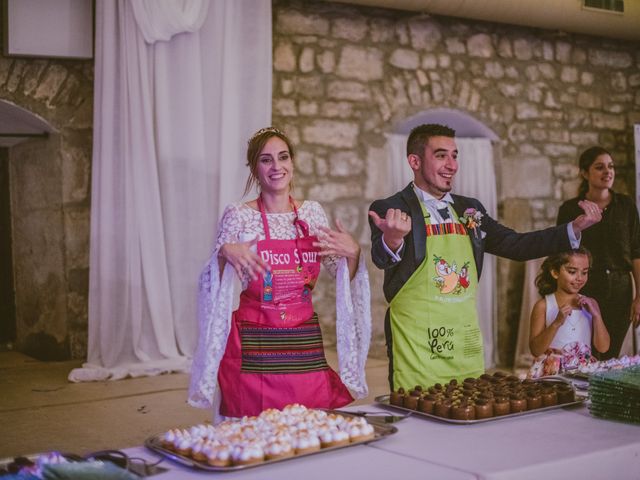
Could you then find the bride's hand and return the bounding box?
[313,219,361,260]
[219,239,269,280]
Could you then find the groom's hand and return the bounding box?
[369,209,412,251]
[571,200,602,236]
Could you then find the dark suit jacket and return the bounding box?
[368,183,573,303]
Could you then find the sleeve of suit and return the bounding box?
[481,203,573,261]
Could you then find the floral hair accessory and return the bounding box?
[460,208,483,238]
[248,126,284,144]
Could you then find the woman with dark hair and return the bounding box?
[188,127,371,419]
[557,146,640,359]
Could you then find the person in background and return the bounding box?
[368,123,602,390]
[189,127,371,419]
[557,146,640,359]
[529,248,610,368]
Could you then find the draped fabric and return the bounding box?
[385,134,498,367]
[130,0,210,43]
[69,0,272,382]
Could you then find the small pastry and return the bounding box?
[434,399,452,418]
[556,384,575,404]
[526,391,542,410]
[541,387,558,407]
[418,394,437,414]
[475,398,493,419]
[265,441,294,461]
[510,394,527,413]
[409,385,423,397]
[293,430,321,454]
[231,442,264,466]
[319,428,349,448]
[345,418,375,442]
[205,444,232,467]
[493,396,510,416]
[451,401,476,420]
[404,393,420,410]
[390,387,405,406]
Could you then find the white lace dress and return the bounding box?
[188,201,371,416]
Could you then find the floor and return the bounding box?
[0,349,392,460]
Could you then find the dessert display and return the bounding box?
[528,343,640,379]
[383,371,580,422]
[150,403,384,470]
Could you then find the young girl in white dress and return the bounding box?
[529,247,610,374]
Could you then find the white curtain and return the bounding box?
[70,0,272,381]
[385,135,497,367]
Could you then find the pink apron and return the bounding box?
[217,197,352,417]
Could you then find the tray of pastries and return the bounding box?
[145,403,397,471]
[376,372,586,424]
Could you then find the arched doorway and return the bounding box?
[0,99,55,352]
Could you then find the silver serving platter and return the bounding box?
[144,412,397,472]
[375,378,587,425]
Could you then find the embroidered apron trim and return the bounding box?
[425,223,467,236]
[240,314,329,373]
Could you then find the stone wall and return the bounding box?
[1,54,93,359]
[271,0,640,364]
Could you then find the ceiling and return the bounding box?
[0,100,54,148]
[326,0,640,42]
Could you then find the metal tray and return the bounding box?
[144,413,397,472]
[375,378,587,425]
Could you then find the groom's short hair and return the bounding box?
[407,124,456,157]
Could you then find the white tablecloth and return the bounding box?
[128,403,640,480]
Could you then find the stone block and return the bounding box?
[592,112,626,130]
[299,47,315,73]
[610,72,628,92]
[61,144,90,205]
[308,181,363,201]
[467,34,494,58]
[370,18,395,43]
[501,156,552,199]
[34,65,68,104]
[560,66,578,83]
[273,98,297,116]
[332,16,368,41]
[445,38,466,54]
[274,41,296,72]
[544,143,577,158]
[276,9,329,35]
[302,120,359,148]
[329,150,363,177]
[337,46,383,81]
[320,101,353,118]
[513,38,533,60]
[317,50,335,73]
[421,54,438,70]
[515,102,540,119]
[299,100,318,116]
[327,80,370,102]
[484,61,504,79]
[588,48,633,69]
[408,18,442,51]
[555,41,571,63]
[389,49,420,70]
[497,37,512,58]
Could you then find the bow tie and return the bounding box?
[437,207,451,220]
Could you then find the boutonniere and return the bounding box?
[460,208,483,238]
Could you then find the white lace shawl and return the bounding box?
[188,201,371,413]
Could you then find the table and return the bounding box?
[126,443,474,479]
[128,403,640,480]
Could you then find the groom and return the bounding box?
[368,123,602,390]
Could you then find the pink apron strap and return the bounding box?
[257,195,310,239]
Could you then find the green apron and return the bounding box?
[389,203,484,389]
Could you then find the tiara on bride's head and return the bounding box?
[248,126,285,144]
